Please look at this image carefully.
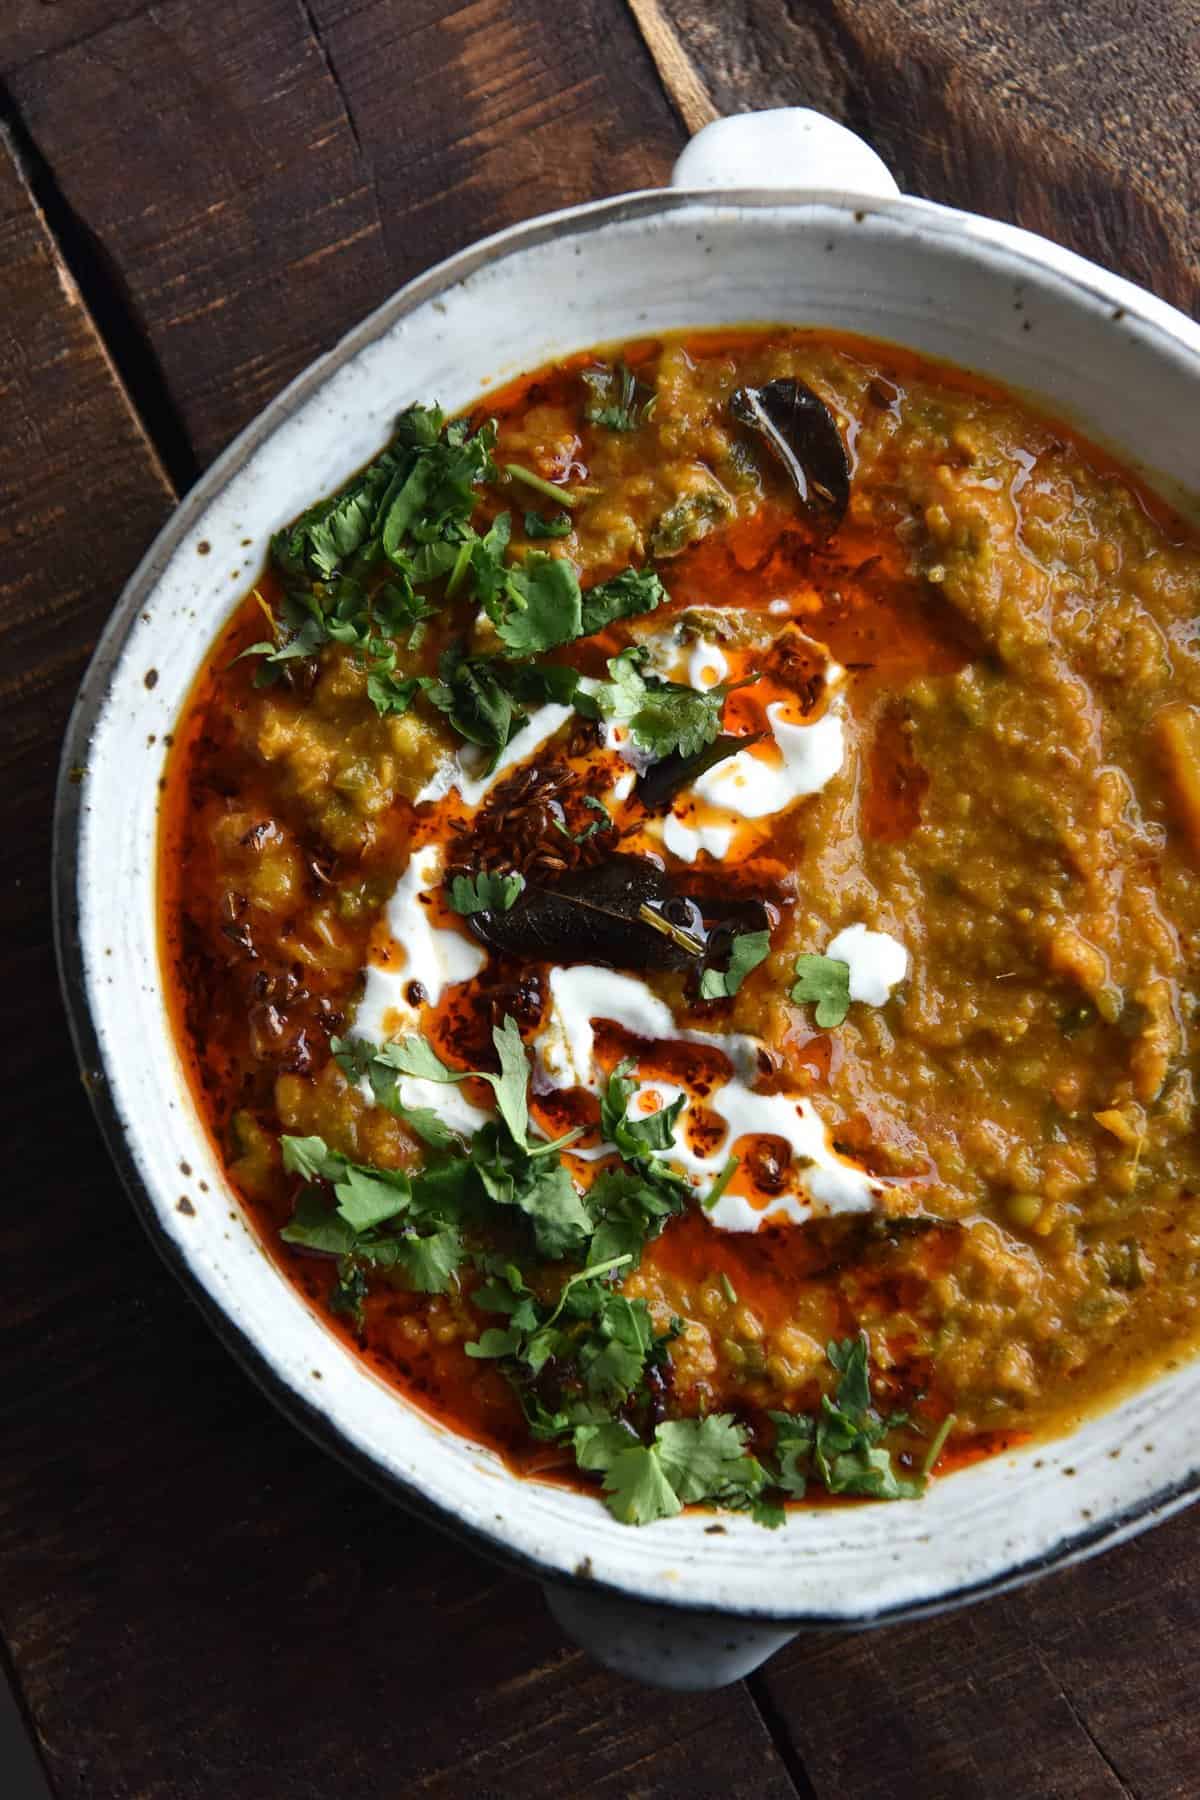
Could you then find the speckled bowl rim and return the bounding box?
[53,182,1200,1629]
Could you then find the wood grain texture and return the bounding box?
[641,0,1199,315]
[6,0,684,470]
[759,1515,1200,1800]
[7,0,391,470]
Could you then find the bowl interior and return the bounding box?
[60,188,1200,1623]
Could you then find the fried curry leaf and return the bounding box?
[729,378,850,529]
[699,928,771,1001]
[447,870,526,915]
[790,952,852,1027]
[635,732,764,813]
[466,853,701,972]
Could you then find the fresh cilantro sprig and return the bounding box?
[448,870,525,915]
[481,560,665,657]
[571,1335,926,1525]
[699,928,771,1001]
[575,1413,776,1525]
[767,1336,924,1501]
[578,645,757,761]
[790,953,852,1027]
[581,360,654,433]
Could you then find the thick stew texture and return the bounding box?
[161,330,1200,1524]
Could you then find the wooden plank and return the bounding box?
[758,1511,1200,1799]
[6,0,684,471]
[2,1,152,72]
[635,0,1199,314]
[7,0,392,470]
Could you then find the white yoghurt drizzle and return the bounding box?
[661,639,848,863]
[826,922,908,1005]
[533,964,881,1231]
[352,843,491,1136]
[414,701,574,807]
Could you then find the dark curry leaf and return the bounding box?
[466,854,701,972]
[729,378,850,529]
[635,732,765,812]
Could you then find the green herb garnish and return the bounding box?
[448,871,526,915]
[524,509,573,540]
[790,952,852,1027]
[699,928,771,1000]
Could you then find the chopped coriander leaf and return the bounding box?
[595,1443,683,1523]
[481,559,664,657]
[768,1335,923,1502]
[422,643,581,760]
[328,1259,368,1332]
[579,567,666,637]
[447,870,526,915]
[629,681,727,760]
[600,1059,687,1170]
[552,795,613,844]
[278,1136,466,1299]
[365,669,428,718]
[582,361,653,433]
[790,952,852,1027]
[574,1413,771,1525]
[524,508,573,539]
[699,927,771,1000]
[360,1017,531,1148]
[577,646,753,761]
[485,552,583,655]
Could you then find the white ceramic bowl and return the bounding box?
[55,110,1200,1689]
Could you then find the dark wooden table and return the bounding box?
[3,3,1197,1794]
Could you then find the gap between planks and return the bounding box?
[623,0,717,134]
[0,80,192,494]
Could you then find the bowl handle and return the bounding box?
[542,1581,797,1690]
[670,106,899,200]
